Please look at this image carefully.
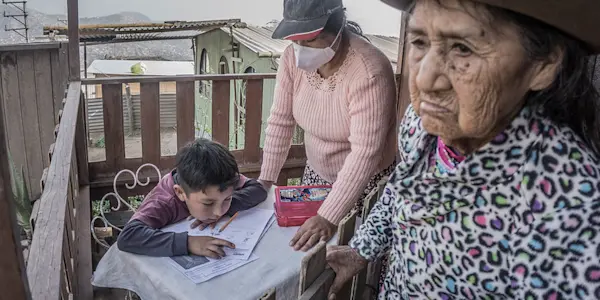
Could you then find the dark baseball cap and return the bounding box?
[272,0,344,40]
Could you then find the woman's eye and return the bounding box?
[451,43,472,56]
[410,38,427,49]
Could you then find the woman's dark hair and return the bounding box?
[405,0,600,155]
[488,7,600,156]
[323,9,369,41]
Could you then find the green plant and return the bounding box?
[128,195,144,210]
[8,154,33,238]
[91,195,144,218]
[92,200,110,218]
[94,136,105,148]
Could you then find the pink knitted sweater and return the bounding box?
[259,34,398,224]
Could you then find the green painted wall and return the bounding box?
[194,29,278,149]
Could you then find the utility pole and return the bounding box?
[2,0,29,43]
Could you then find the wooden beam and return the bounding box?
[212,79,231,146]
[396,13,411,121]
[298,269,335,300]
[140,82,161,165]
[67,0,80,80]
[27,82,82,300]
[102,84,125,170]
[242,79,263,163]
[80,73,276,85]
[0,60,30,299]
[176,81,196,148]
[75,186,93,299]
[75,90,89,185]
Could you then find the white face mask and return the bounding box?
[292,21,345,72]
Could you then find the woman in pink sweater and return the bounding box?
[259,0,398,251]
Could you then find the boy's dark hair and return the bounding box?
[175,138,239,194]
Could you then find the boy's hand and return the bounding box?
[187,216,216,230]
[187,236,235,259]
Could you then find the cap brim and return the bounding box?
[381,0,411,10]
[271,14,330,40]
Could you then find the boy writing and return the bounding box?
[117,138,268,259]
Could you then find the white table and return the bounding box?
[92,187,337,300]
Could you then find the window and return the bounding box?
[239,67,256,113]
[199,49,209,74]
[219,56,229,74]
[199,49,210,95]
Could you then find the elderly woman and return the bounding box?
[259,0,398,251]
[327,0,600,299]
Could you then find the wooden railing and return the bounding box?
[81,74,307,198]
[26,81,93,300]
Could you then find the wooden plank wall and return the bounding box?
[0,57,30,299]
[0,42,69,199]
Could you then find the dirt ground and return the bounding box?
[88,128,179,162]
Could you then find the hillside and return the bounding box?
[0,5,193,65]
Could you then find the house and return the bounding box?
[86,59,195,97]
[85,60,194,135]
[194,25,400,148]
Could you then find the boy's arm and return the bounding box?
[226,178,268,216]
[117,195,189,257]
[117,220,189,257]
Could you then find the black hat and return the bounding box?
[272,0,344,40]
[382,0,600,53]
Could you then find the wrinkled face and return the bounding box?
[174,185,234,223]
[407,0,557,143]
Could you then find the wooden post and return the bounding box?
[0,72,30,299]
[396,12,411,122]
[125,84,134,135]
[67,0,80,80]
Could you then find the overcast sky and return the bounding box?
[26,0,403,36]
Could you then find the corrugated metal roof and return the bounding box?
[225,26,290,57]
[366,34,400,70]
[224,26,400,71]
[87,60,194,76]
[43,19,243,44]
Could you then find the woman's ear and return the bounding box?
[528,46,564,91]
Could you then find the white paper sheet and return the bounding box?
[160,206,275,286]
[163,208,274,261]
[166,254,259,284]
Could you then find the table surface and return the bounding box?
[92,187,337,300]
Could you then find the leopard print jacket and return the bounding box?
[350,104,600,299]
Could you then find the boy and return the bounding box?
[117,138,268,259]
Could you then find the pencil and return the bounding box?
[219,212,239,233]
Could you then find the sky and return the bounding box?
[26,0,403,36]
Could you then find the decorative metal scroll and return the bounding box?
[91,163,161,248]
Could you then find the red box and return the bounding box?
[274,185,332,227]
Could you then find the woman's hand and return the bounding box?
[327,245,368,300]
[290,215,336,251]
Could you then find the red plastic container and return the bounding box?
[274,185,332,227]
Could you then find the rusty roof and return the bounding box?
[43,19,243,44]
